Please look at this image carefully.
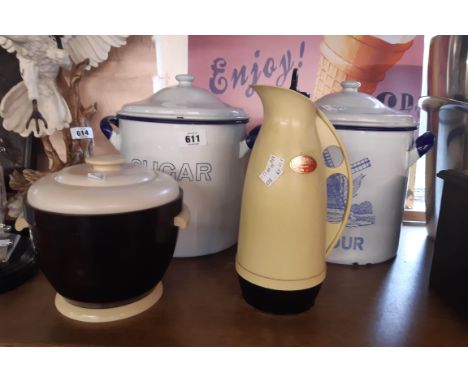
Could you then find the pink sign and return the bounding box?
[188,35,424,130]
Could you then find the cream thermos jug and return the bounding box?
[236,70,352,314]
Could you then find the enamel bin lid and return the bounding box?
[117,74,249,123]
[27,155,180,215]
[315,81,418,131]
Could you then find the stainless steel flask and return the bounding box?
[419,35,468,238]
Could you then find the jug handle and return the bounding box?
[315,109,353,256]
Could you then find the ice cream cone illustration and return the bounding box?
[313,35,415,99]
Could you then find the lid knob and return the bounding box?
[341,80,361,92]
[86,154,125,172]
[175,74,195,87]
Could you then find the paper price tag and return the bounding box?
[267,155,285,169]
[178,129,207,147]
[259,154,285,187]
[70,127,94,140]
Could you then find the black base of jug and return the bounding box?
[238,276,321,314]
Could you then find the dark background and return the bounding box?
[0,48,38,190]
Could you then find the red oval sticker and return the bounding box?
[290,155,317,174]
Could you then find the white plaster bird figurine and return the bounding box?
[0,35,128,138]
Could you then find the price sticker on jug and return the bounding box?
[259,154,285,187]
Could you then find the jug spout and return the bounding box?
[252,85,318,130]
[407,131,436,168]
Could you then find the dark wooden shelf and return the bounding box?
[0,225,467,346]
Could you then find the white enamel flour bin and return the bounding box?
[102,74,250,257]
[316,81,434,264]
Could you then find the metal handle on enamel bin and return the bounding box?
[100,115,121,151]
[100,115,119,138]
[315,109,353,256]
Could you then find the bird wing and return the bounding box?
[63,35,128,68]
[0,81,71,138]
[0,36,17,54]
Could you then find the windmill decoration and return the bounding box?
[324,148,375,228]
[0,35,128,192]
